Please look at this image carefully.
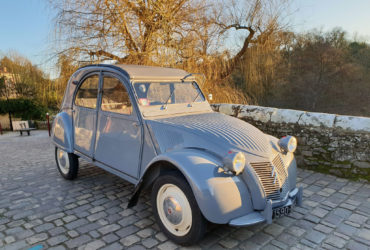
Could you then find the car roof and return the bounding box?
[116,64,190,81]
[80,64,194,81]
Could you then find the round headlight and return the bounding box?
[278,136,297,153]
[223,151,246,175]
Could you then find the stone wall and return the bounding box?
[212,104,370,181]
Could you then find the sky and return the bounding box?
[1,0,370,78]
[291,0,370,40]
[0,0,55,76]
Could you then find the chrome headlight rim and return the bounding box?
[223,151,246,175]
[278,135,297,153]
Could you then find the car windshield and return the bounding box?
[134,82,205,106]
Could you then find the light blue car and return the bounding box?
[52,64,303,245]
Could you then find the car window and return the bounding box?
[75,75,99,109]
[101,76,132,115]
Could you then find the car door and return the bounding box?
[94,72,142,179]
[73,73,100,157]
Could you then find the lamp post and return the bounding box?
[46,113,51,137]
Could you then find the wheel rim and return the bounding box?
[56,148,70,175]
[157,184,192,236]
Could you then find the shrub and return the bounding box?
[0,98,48,120]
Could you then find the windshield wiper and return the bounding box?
[190,91,201,105]
[161,89,175,110]
[189,82,203,106]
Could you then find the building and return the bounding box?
[0,66,17,98]
[0,66,19,130]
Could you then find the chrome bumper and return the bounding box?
[229,187,303,227]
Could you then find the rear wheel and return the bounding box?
[151,172,207,245]
[55,147,79,180]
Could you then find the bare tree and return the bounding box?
[0,53,60,108]
[211,0,290,77]
[50,0,291,103]
[52,0,207,64]
[1,54,38,98]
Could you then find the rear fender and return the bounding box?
[52,111,74,153]
[139,149,254,224]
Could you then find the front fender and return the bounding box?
[143,149,254,224]
[52,111,74,153]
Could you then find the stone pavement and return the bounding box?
[0,131,369,250]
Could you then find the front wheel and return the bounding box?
[55,147,79,180]
[151,172,207,245]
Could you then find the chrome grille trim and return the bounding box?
[250,155,290,201]
[272,155,290,199]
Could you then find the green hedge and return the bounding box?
[0,98,48,120]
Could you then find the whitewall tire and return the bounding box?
[151,172,207,245]
[55,147,79,180]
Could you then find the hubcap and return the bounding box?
[56,148,70,175]
[163,197,182,225]
[157,184,192,236]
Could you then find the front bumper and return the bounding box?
[229,187,303,227]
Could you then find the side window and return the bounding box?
[101,76,132,115]
[75,75,99,109]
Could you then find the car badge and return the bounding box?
[271,166,278,185]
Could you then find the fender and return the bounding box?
[131,148,254,224]
[52,111,74,153]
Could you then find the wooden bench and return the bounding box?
[12,121,36,136]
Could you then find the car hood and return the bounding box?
[146,112,275,159]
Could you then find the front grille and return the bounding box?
[272,155,290,199]
[250,155,289,201]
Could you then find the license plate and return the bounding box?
[272,205,292,219]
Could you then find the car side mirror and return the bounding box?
[208,94,213,101]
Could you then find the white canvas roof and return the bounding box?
[116,64,193,81]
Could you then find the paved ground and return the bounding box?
[0,131,369,250]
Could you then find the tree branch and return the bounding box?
[88,50,126,63]
[219,26,256,79]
